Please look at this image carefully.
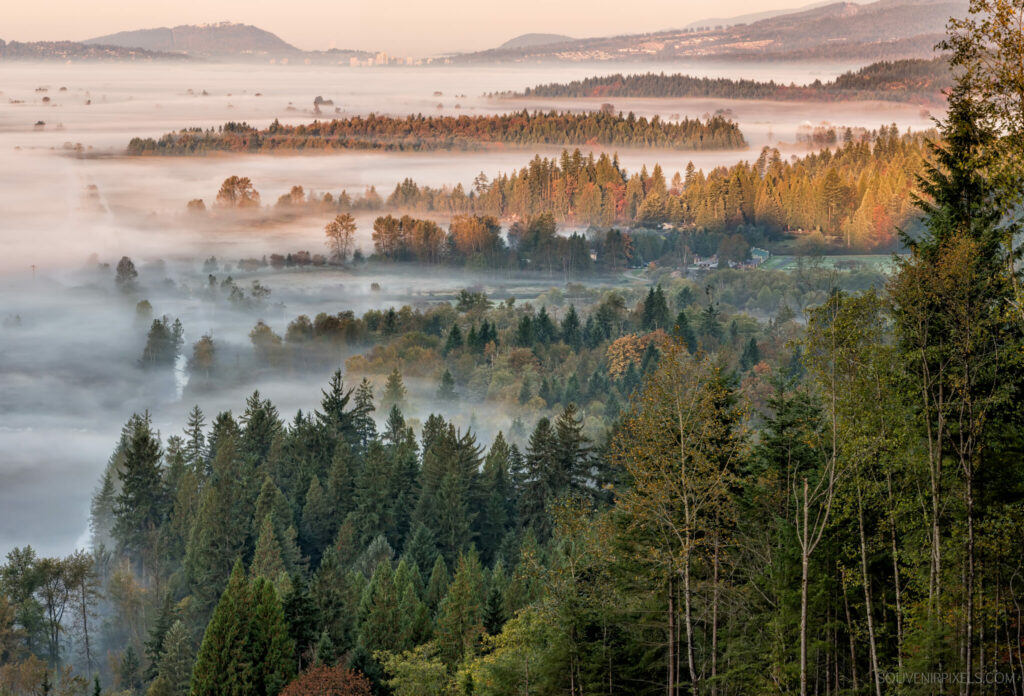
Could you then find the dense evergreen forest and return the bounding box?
[513,58,951,103]
[125,111,746,155]
[3,3,1023,696]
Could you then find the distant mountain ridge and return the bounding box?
[454,0,969,63]
[84,22,297,56]
[682,0,836,29]
[0,38,187,61]
[498,33,575,50]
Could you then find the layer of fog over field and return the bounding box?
[0,60,938,558]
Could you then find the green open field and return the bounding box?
[759,254,903,273]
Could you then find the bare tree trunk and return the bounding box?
[683,546,699,696]
[668,578,675,696]
[801,478,810,696]
[711,534,720,696]
[857,488,883,696]
[79,582,93,676]
[842,583,858,692]
[964,473,975,696]
[886,471,905,673]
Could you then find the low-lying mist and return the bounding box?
[0,59,937,560]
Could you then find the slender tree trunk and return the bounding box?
[843,583,858,692]
[79,582,93,676]
[801,478,810,696]
[964,469,975,696]
[668,578,675,696]
[857,488,883,696]
[683,546,699,696]
[886,471,905,673]
[711,534,720,696]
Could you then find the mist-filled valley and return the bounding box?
[2,5,1023,692]
[0,59,932,557]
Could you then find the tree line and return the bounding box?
[512,57,951,103]
[125,111,746,155]
[194,127,929,253]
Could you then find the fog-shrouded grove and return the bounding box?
[1,1,1023,695]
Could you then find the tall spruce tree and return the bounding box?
[191,560,253,696]
[113,413,166,570]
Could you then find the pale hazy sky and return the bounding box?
[4,0,814,57]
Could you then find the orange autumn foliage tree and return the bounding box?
[279,666,373,696]
[606,330,668,378]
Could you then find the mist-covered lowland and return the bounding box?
[1,1,1023,694]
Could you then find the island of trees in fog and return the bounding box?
[125,111,747,155]
[511,58,951,103]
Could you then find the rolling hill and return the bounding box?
[497,33,575,50]
[84,22,298,57]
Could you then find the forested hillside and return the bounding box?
[1,2,1022,696]
[514,58,951,103]
[126,111,746,155]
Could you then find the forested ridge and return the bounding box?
[514,58,951,103]
[3,2,1024,695]
[125,111,746,155]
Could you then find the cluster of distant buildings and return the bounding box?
[692,247,771,271]
[348,53,451,67]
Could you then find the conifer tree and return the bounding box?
[404,523,439,578]
[317,370,357,447]
[282,579,318,670]
[424,554,449,614]
[435,550,485,668]
[560,304,582,350]
[355,560,401,681]
[477,433,514,563]
[519,417,559,538]
[352,442,395,546]
[351,380,377,455]
[553,403,593,498]
[533,306,557,345]
[182,406,207,474]
[239,391,283,467]
[251,516,288,593]
[394,558,431,649]
[443,324,463,355]
[191,560,253,696]
[314,630,336,666]
[184,435,249,617]
[89,466,118,553]
[249,577,296,696]
[517,377,531,405]
[308,550,358,658]
[144,594,175,682]
[113,413,166,569]
[740,336,761,371]
[437,370,457,401]
[483,586,507,636]
[120,645,142,693]
[326,443,356,525]
[301,476,332,566]
[381,369,408,413]
[157,620,192,696]
[642,285,670,330]
[252,477,304,576]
